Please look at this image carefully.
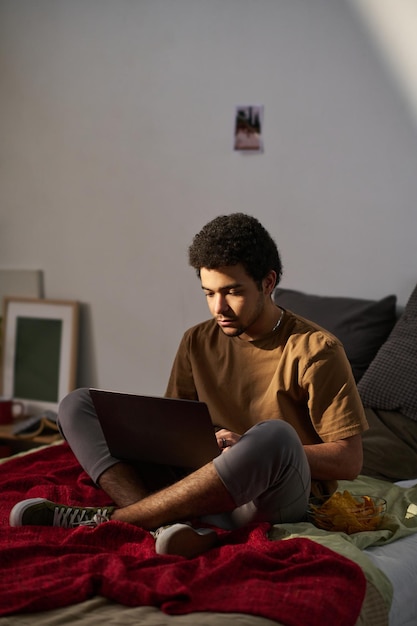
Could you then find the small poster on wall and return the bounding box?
[233,105,264,152]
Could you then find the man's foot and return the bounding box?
[153,522,218,558]
[9,497,115,528]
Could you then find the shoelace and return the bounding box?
[76,512,111,527]
[53,506,111,528]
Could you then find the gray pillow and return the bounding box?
[358,283,417,422]
[273,288,397,381]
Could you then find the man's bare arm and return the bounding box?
[303,433,363,481]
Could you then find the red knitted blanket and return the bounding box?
[0,444,366,624]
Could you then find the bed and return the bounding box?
[1,284,417,626]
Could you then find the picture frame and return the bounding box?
[1,297,79,415]
[0,269,43,369]
[233,105,264,152]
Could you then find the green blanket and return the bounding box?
[269,475,417,612]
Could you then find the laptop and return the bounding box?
[90,389,221,469]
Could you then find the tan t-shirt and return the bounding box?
[165,309,368,445]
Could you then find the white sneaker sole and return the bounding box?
[155,523,218,558]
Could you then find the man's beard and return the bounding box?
[218,324,245,337]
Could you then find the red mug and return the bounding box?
[0,398,25,425]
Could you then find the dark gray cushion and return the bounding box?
[358,283,417,422]
[361,408,417,480]
[273,288,397,381]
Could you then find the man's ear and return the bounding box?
[263,270,277,295]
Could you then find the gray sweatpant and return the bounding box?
[58,388,311,529]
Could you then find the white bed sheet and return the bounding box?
[364,479,417,626]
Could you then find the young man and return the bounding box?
[10,214,368,558]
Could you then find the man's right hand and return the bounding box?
[215,429,241,452]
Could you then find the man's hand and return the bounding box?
[216,429,241,452]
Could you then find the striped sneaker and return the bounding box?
[9,497,114,528]
[152,522,218,558]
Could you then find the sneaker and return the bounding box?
[153,522,218,558]
[9,497,115,528]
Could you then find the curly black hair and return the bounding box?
[188,213,283,286]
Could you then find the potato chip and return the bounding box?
[308,491,386,534]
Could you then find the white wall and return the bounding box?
[1,0,417,396]
[350,0,417,128]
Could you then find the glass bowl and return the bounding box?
[308,491,387,534]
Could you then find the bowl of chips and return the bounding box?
[308,490,386,534]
